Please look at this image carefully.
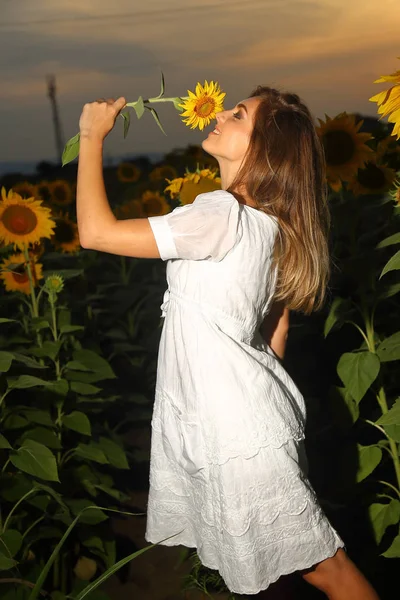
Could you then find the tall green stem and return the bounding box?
[361,300,400,489]
[22,246,43,349]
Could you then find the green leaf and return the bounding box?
[383,424,400,442]
[80,535,104,553]
[376,232,400,248]
[63,411,91,436]
[52,379,69,396]
[120,110,130,138]
[21,409,53,427]
[324,297,346,338]
[70,382,102,396]
[60,325,84,335]
[73,535,181,600]
[382,532,400,557]
[72,349,116,380]
[3,414,29,429]
[96,437,129,469]
[12,352,47,370]
[0,550,17,570]
[10,440,59,482]
[65,361,92,372]
[356,444,382,482]
[74,443,109,464]
[337,352,380,404]
[377,399,400,426]
[8,375,52,390]
[28,340,62,361]
[67,499,108,525]
[380,250,400,279]
[377,332,400,362]
[131,96,145,119]
[173,97,184,112]
[145,105,167,135]
[0,433,12,449]
[31,317,51,331]
[62,132,80,166]
[378,282,400,300]
[0,351,13,372]
[369,500,400,544]
[156,71,165,99]
[0,318,16,324]
[20,427,62,450]
[0,529,23,557]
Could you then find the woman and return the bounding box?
[77,88,379,599]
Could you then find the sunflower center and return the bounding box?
[145,197,162,214]
[12,265,29,285]
[195,97,216,117]
[357,162,386,190]
[2,205,38,235]
[55,220,74,243]
[323,131,355,166]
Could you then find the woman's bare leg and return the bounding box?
[301,548,380,599]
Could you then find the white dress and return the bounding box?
[144,190,344,595]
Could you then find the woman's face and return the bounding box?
[202,96,261,163]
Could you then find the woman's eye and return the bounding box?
[233,111,241,119]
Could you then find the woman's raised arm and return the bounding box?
[76,97,161,258]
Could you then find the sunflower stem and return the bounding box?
[22,246,43,350]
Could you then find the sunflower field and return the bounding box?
[0,65,399,599]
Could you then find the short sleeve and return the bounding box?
[148,190,240,261]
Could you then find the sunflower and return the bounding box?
[117,162,141,183]
[375,134,400,170]
[346,159,397,196]
[51,212,81,253]
[149,165,178,182]
[115,199,145,220]
[369,58,400,140]
[316,113,374,184]
[141,191,171,217]
[389,179,400,206]
[11,182,37,199]
[165,168,221,205]
[179,81,225,131]
[0,252,43,295]
[36,180,53,204]
[49,180,73,206]
[0,187,55,250]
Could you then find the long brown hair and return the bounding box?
[228,85,330,315]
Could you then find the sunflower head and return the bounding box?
[49,180,73,206]
[36,181,53,204]
[0,252,43,295]
[346,159,396,196]
[165,167,221,205]
[44,274,64,295]
[117,162,141,183]
[369,58,400,140]
[0,187,56,250]
[11,182,37,199]
[149,165,178,182]
[51,212,81,254]
[179,81,225,131]
[141,191,171,217]
[316,112,374,184]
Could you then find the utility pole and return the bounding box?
[46,75,64,163]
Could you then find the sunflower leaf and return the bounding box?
[145,106,167,136]
[380,250,400,279]
[120,110,131,138]
[62,132,81,166]
[131,96,145,120]
[154,71,165,99]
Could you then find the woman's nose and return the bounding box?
[216,111,225,124]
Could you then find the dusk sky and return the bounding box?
[1,0,399,164]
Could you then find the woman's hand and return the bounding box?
[79,96,126,143]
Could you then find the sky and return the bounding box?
[1,0,399,164]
